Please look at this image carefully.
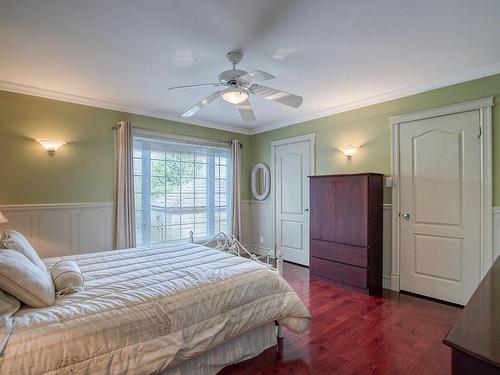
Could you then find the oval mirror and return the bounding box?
[251,163,270,200]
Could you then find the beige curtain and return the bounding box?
[114,121,136,249]
[231,140,241,239]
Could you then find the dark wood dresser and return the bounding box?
[443,256,500,374]
[309,173,383,295]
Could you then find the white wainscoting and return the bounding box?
[241,200,395,288]
[382,204,395,290]
[0,203,115,258]
[492,207,500,261]
[2,200,498,287]
[240,199,274,257]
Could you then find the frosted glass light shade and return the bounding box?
[222,89,248,104]
[36,139,66,152]
[338,144,359,159]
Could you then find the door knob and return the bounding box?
[304,208,309,212]
[401,213,410,219]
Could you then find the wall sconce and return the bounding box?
[36,139,66,153]
[338,144,359,159]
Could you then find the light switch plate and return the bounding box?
[385,176,393,188]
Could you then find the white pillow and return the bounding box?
[1,230,46,271]
[0,249,55,308]
[0,290,20,354]
[51,260,84,295]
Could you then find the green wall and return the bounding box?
[1,73,499,206]
[250,74,500,204]
[0,90,250,204]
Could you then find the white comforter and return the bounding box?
[0,243,311,374]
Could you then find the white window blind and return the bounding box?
[133,135,232,246]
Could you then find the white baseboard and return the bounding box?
[383,275,400,291]
[383,275,391,290]
[242,243,274,257]
[387,274,400,292]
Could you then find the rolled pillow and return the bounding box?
[50,260,84,295]
[0,249,55,307]
[1,229,47,271]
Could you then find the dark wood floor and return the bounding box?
[221,262,461,375]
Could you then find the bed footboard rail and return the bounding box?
[193,231,285,339]
[191,231,283,277]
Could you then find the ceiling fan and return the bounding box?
[168,51,303,122]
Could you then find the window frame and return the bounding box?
[132,129,232,246]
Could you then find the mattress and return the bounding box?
[0,242,311,374]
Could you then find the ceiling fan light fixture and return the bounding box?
[222,88,248,104]
[171,51,302,121]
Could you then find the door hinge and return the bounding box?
[478,126,482,138]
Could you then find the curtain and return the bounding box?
[231,139,241,239]
[114,121,136,249]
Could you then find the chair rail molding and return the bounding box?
[0,202,115,258]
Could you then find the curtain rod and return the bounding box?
[113,125,243,148]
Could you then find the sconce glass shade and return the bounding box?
[37,139,66,152]
[338,144,359,158]
[0,211,8,224]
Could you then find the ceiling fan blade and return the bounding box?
[169,83,221,90]
[236,99,256,122]
[250,84,303,108]
[237,70,275,84]
[182,91,220,117]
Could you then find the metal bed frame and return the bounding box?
[190,231,285,338]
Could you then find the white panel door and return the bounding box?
[399,110,481,305]
[275,140,311,266]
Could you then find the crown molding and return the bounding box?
[249,62,500,135]
[0,80,251,135]
[2,61,500,137]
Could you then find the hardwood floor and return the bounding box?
[221,262,461,375]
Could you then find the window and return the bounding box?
[133,135,232,246]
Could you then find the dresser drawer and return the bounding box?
[310,257,368,290]
[310,239,368,268]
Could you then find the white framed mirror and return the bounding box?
[251,163,270,200]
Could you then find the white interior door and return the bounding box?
[399,110,481,305]
[275,140,312,266]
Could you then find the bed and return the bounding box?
[0,236,311,374]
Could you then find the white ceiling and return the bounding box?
[1,0,500,134]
